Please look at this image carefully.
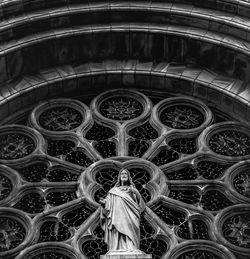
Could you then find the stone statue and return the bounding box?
[100,169,146,254]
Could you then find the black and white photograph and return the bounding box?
[0,1,249,259]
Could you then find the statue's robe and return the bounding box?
[101,186,145,251]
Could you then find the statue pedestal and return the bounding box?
[101,251,152,259]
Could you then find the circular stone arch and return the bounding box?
[0,72,249,127]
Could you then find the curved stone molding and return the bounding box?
[200,122,250,162]
[0,66,248,125]
[214,204,250,259]
[0,208,33,258]
[1,0,250,24]
[152,96,213,133]
[91,89,152,125]
[2,24,250,87]
[166,240,236,259]
[29,98,91,135]
[0,165,20,206]
[0,125,45,166]
[16,242,81,259]
[1,2,250,45]
[225,160,250,203]
[79,158,167,207]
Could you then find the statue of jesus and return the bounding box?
[100,169,145,253]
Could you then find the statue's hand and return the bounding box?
[131,186,139,194]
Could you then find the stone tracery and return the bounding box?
[0,133,35,160]
[0,89,249,259]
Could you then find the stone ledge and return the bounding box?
[101,251,152,259]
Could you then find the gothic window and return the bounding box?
[0,89,249,259]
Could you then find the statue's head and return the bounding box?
[115,169,135,187]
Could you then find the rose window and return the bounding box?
[0,89,249,259]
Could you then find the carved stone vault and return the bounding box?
[0,89,249,259]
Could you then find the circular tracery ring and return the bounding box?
[214,204,250,258]
[0,125,44,165]
[0,89,249,259]
[0,165,20,206]
[0,208,33,258]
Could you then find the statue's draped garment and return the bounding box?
[101,186,145,251]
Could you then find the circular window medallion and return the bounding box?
[15,243,80,259]
[0,133,35,160]
[222,213,250,249]
[233,170,250,199]
[39,107,83,131]
[215,205,250,258]
[154,97,212,131]
[30,99,88,134]
[99,96,143,121]
[225,162,250,202]
[160,105,204,129]
[0,217,26,252]
[209,130,250,157]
